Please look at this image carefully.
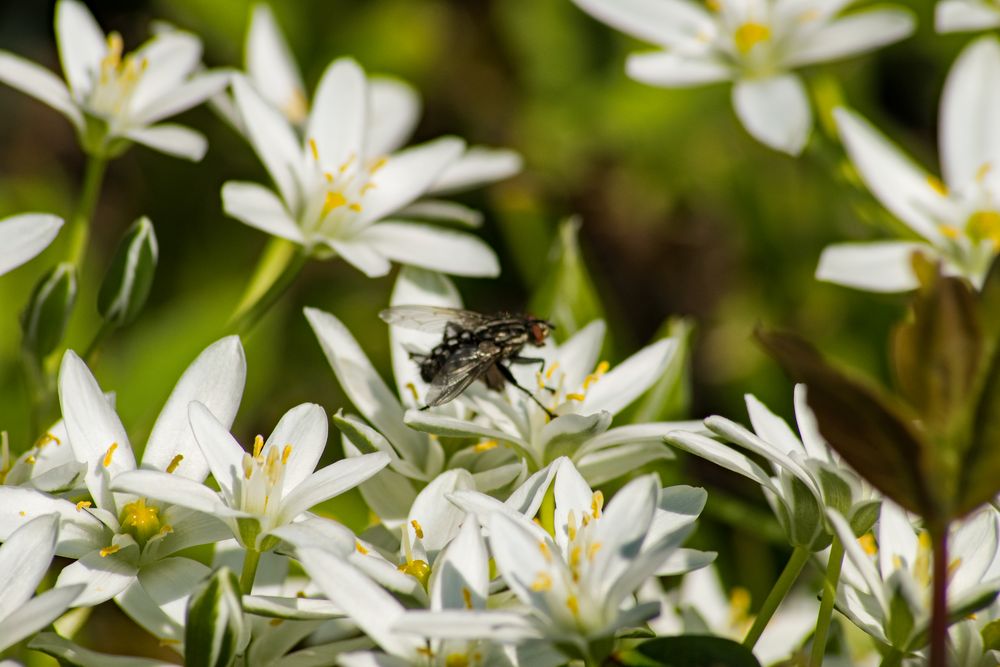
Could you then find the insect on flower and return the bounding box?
[379,305,556,416]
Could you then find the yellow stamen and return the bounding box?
[361,182,377,193]
[25,455,36,464]
[75,501,92,512]
[588,542,602,561]
[538,540,552,563]
[35,432,60,448]
[269,618,283,627]
[734,22,771,54]
[100,544,121,558]
[322,191,348,215]
[339,154,356,174]
[977,162,993,183]
[243,455,254,480]
[565,393,586,402]
[166,454,183,474]
[566,595,579,616]
[940,224,961,240]
[411,519,424,540]
[545,362,561,380]
[927,175,948,196]
[370,157,388,173]
[283,88,308,124]
[462,587,473,609]
[103,442,118,468]
[591,490,604,518]
[398,559,431,587]
[308,138,319,162]
[405,382,420,404]
[281,445,293,465]
[159,638,181,647]
[18,511,25,517]
[417,647,435,658]
[445,655,469,667]
[324,171,335,183]
[966,210,1000,245]
[570,545,582,572]
[356,541,369,555]
[531,572,553,591]
[474,439,498,453]
[858,533,878,555]
[706,0,722,11]
[253,435,265,458]
[348,203,363,212]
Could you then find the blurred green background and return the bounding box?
[0,0,977,658]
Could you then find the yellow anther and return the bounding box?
[417,647,435,658]
[728,587,752,626]
[339,154,356,174]
[570,545,582,571]
[308,138,319,162]
[927,175,948,196]
[588,542,602,561]
[858,533,878,555]
[706,0,722,11]
[322,191,348,215]
[398,559,431,587]
[166,454,183,474]
[242,455,254,480]
[18,511,25,517]
[361,182,377,193]
[977,162,993,183]
[158,638,181,647]
[103,442,118,468]
[940,224,961,240]
[253,435,265,458]
[538,540,553,562]
[105,32,124,64]
[566,595,579,616]
[356,541,369,555]
[531,572,553,591]
[567,513,578,541]
[370,157,388,173]
[281,445,293,465]
[35,432,60,448]
[404,382,421,403]
[966,210,1000,245]
[591,490,604,518]
[349,203,363,212]
[734,22,771,54]
[545,362,560,380]
[75,501,92,512]
[948,557,963,580]
[892,555,904,570]
[565,393,586,402]
[25,455,36,464]
[323,171,335,183]
[269,618,283,627]
[581,514,591,527]
[474,439,498,453]
[411,519,424,540]
[462,587,473,609]
[446,655,470,667]
[100,544,121,558]
[158,524,173,536]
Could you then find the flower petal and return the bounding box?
[133,70,231,127]
[815,241,927,293]
[357,222,500,277]
[0,487,105,558]
[268,516,356,557]
[307,58,367,170]
[571,0,715,48]
[936,0,1000,33]
[276,452,390,524]
[732,74,812,155]
[555,320,606,392]
[246,4,306,122]
[392,609,542,642]
[784,9,915,69]
[325,238,392,277]
[577,442,674,486]
[0,213,63,276]
[405,469,475,560]
[366,77,421,157]
[404,410,531,457]
[428,146,522,195]
[55,0,105,99]
[834,107,943,241]
[55,547,139,607]
[188,401,247,502]
[157,505,231,557]
[940,36,1000,191]
[0,514,60,619]
[581,337,677,416]
[626,51,733,87]
[430,514,489,611]
[267,403,328,493]
[0,52,80,127]
[222,181,304,243]
[143,336,246,481]
[665,430,777,491]
[110,469,247,519]
[128,31,203,115]
[125,124,207,162]
[0,585,82,652]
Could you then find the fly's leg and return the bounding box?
[511,355,556,394]
[497,363,556,419]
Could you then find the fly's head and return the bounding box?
[526,317,555,347]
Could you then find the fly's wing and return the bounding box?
[379,305,490,333]
[424,344,500,406]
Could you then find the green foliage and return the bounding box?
[20,263,77,360]
[97,217,159,328]
[626,635,762,667]
[185,567,245,667]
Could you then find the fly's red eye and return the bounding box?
[530,323,546,344]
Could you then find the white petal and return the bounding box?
[581,337,677,416]
[268,516,355,556]
[0,514,60,619]
[392,609,542,642]
[246,4,305,121]
[232,75,304,210]
[325,238,392,277]
[877,501,919,578]
[940,36,1000,191]
[307,58,367,171]
[405,469,474,559]
[58,351,135,505]
[55,548,139,607]
[395,200,483,227]
[360,138,466,225]
[277,452,390,524]
[110,469,246,519]
[576,442,674,486]
[366,77,421,157]
[0,487,105,558]
[487,513,564,620]
[403,411,531,455]
[338,652,413,667]
[785,10,916,69]
[706,416,819,496]
[0,585,82,652]
[577,420,701,456]
[834,107,943,241]
[135,557,211,630]
[792,384,830,461]
[0,52,80,127]
[267,403,328,493]
[732,74,812,155]
[665,430,777,491]
[0,213,63,276]
[428,146,522,195]
[571,0,715,48]
[128,31,203,114]
[297,548,423,658]
[188,401,247,501]
[157,505,231,556]
[815,241,927,293]
[125,124,207,162]
[555,320,606,391]
[745,394,805,457]
[358,222,500,277]
[936,1,1000,33]
[222,181,304,243]
[589,475,660,597]
[828,509,888,613]
[430,515,488,611]
[55,0,105,98]
[143,336,246,481]
[626,51,733,88]
[133,70,231,126]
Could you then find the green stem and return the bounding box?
[742,545,811,649]
[21,353,46,439]
[878,649,904,667]
[810,534,845,666]
[67,154,108,268]
[226,244,307,337]
[239,549,261,594]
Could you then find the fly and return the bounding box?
[379,305,556,417]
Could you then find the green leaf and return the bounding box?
[958,343,1000,514]
[632,635,762,667]
[185,566,245,667]
[97,217,158,327]
[20,262,77,359]
[981,618,1000,651]
[890,256,981,436]
[756,330,937,519]
[530,216,604,339]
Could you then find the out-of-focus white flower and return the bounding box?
[0,338,245,647]
[936,1,1000,33]
[818,37,1000,292]
[0,515,83,652]
[0,0,228,159]
[667,384,879,550]
[221,54,503,277]
[0,214,63,277]
[571,0,914,155]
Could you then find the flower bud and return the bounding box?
[97,216,158,327]
[20,262,77,358]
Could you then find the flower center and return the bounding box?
[305,139,389,238]
[87,32,147,120]
[965,209,1000,248]
[241,435,293,518]
[120,497,166,546]
[733,22,771,55]
[539,359,610,411]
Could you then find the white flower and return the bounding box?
[936,0,1000,33]
[220,55,502,278]
[404,316,697,484]
[571,0,914,154]
[817,37,1000,292]
[0,337,244,647]
[441,458,711,658]
[828,502,1000,656]
[0,515,83,653]
[2,417,85,494]
[113,400,390,553]
[667,384,879,550]
[305,268,526,528]
[0,0,228,160]
[0,213,63,276]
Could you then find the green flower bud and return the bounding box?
[20,262,77,358]
[97,216,158,327]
